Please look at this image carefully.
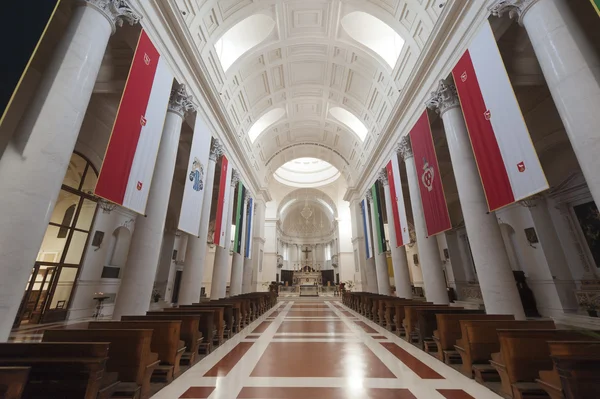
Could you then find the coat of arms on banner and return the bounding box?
[517,161,526,173]
[421,158,434,192]
[188,157,204,192]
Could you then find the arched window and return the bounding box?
[57,205,76,238]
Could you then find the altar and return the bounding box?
[293,271,322,286]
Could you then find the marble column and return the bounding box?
[379,170,413,299]
[113,84,194,318]
[360,199,378,293]
[398,137,449,304]
[251,199,266,291]
[426,79,524,318]
[491,0,600,206]
[242,197,254,293]
[211,170,239,299]
[230,192,249,296]
[178,140,223,304]
[0,0,140,341]
[367,190,391,295]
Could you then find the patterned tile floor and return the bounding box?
[152,300,502,399]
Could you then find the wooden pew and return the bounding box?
[89,320,186,381]
[0,342,111,399]
[43,329,159,399]
[414,308,484,351]
[454,320,555,380]
[0,367,29,399]
[538,340,600,399]
[403,305,456,343]
[161,307,224,346]
[148,309,216,353]
[433,314,514,363]
[185,302,237,336]
[390,300,432,337]
[491,329,599,399]
[122,315,202,365]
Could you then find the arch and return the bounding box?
[277,188,338,220]
[273,158,341,188]
[329,107,368,141]
[248,107,286,143]
[106,226,132,271]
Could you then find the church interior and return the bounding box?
[1,0,600,398]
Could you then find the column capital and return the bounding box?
[79,0,141,34]
[231,169,240,187]
[377,169,389,186]
[489,0,541,25]
[365,190,373,203]
[244,191,252,203]
[397,136,413,161]
[519,193,544,208]
[426,79,460,116]
[209,139,225,161]
[168,83,196,118]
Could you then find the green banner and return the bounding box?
[233,182,245,254]
[593,0,600,16]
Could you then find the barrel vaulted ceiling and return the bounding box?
[173,0,444,188]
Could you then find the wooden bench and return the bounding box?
[0,342,112,399]
[389,300,431,337]
[161,307,224,346]
[539,340,600,399]
[88,320,186,381]
[147,309,216,353]
[403,305,456,343]
[43,329,159,399]
[491,329,599,399]
[454,320,555,380]
[0,367,29,399]
[185,303,237,337]
[414,308,484,352]
[121,315,202,365]
[432,314,514,363]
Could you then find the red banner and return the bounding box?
[409,111,451,236]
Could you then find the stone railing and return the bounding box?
[575,279,600,312]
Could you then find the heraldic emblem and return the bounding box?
[189,157,204,192]
[421,158,434,192]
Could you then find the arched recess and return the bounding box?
[277,188,338,221]
[499,223,524,272]
[105,226,132,274]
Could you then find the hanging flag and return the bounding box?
[371,183,387,254]
[232,181,246,254]
[361,199,373,259]
[178,117,212,236]
[452,20,548,211]
[213,156,232,248]
[386,155,410,247]
[245,197,254,258]
[592,0,600,16]
[409,111,452,236]
[95,30,173,214]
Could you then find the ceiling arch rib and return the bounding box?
[274,158,340,188]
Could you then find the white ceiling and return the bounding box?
[174,0,444,189]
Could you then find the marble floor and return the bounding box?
[152,299,502,399]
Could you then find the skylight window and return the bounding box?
[248,108,286,143]
[341,11,405,69]
[215,14,276,72]
[329,107,368,141]
[274,158,340,188]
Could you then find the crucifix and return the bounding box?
[302,246,312,261]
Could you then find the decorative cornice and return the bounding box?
[489,0,541,26]
[80,0,141,34]
[168,83,196,118]
[519,193,544,208]
[426,79,460,116]
[377,169,389,186]
[231,169,240,187]
[397,136,413,161]
[209,139,225,162]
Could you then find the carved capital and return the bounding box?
[244,191,252,203]
[80,0,141,34]
[365,190,373,203]
[168,83,195,118]
[377,169,389,186]
[209,139,224,161]
[231,169,240,187]
[397,136,413,161]
[489,0,541,26]
[519,193,544,208]
[426,79,460,116]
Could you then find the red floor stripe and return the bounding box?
[179,386,215,398]
[251,321,272,333]
[203,342,253,377]
[237,387,417,398]
[437,389,476,399]
[355,321,378,334]
[381,342,444,379]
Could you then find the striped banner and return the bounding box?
[592,0,600,16]
[452,20,548,211]
[1,0,60,126]
[386,155,410,247]
[233,181,246,254]
[245,197,254,258]
[361,199,373,259]
[213,156,232,248]
[371,183,387,255]
[95,30,173,215]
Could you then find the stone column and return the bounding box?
[491,0,600,206]
[178,140,223,304]
[398,137,449,304]
[230,192,249,296]
[251,199,266,291]
[113,84,195,318]
[242,197,254,293]
[426,79,524,318]
[523,196,578,312]
[0,0,140,341]
[367,191,391,295]
[360,200,377,293]
[379,170,413,299]
[211,170,239,299]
